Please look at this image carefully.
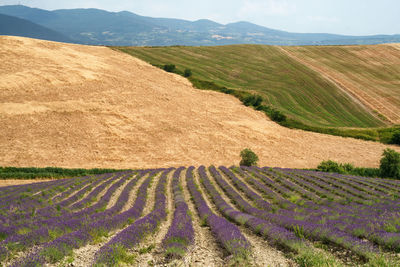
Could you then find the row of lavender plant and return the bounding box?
[0,173,110,242]
[276,169,400,251]
[12,173,117,227]
[219,166,271,211]
[0,175,86,220]
[258,167,320,202]
[185,166,251,261]
[294,170,371,203]
[204,166,302,252]
[0,177,77,204]
[233,167,292,207]
[259,167,338,203]
[216,167,378,261]
[287,169,400,215]
[13,169,159,266]
[0,172,133,260]
[162,167,195,259]
[255,170,400,255]
[93,168,173,266]
[0,172,118,240]
[277,168,365,203]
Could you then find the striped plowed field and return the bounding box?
[1,167,400,266]
[281,45,400,124]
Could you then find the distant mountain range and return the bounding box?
[1,5,399,46]
[0,13,72,43]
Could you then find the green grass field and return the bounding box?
[116,45,385,128]
[282,45,400,124]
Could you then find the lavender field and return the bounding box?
[1,166,400,266]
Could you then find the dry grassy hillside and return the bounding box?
[0,36,398,169]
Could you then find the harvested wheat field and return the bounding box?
[0,36,399,169]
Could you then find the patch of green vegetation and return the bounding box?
[165,246,186,258]
[365,254,400,267]
[294,248,343,267]
[89,227,109,244]
[17,227,31,235]
[94,244,136,267]
[0,166,130,180]
[41,244,72,264]
[138,244,155,254]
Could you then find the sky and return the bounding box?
[1,0,399,36]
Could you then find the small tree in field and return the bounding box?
[240,148,259,166]
[380,148,400,179]
[184,68,192,77]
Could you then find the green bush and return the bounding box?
[163,64,176,73]
[380,148,400,179]
[317,160,343,173]
[240,148,259,166]
[390,131,400,145]
[183,68,192,77]
[242,95,263,107]
[270,109,287,123]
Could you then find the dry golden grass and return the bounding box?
[0,36,398,169]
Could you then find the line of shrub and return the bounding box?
[154,63,400,145]
[316,148,400,179]
[0,167,130,180]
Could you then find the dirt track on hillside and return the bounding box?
[0,36,399,169]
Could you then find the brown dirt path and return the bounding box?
[181,169,226,266]
[133,170,174,266]
[1,36,400,169]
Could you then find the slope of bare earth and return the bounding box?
[0,36,399,169]
[280,44,400,124]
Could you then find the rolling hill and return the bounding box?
[0,36,399,169]
[0,5,399,46]
[0,13,72,43]
[116,45,389,128]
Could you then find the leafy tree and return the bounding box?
[240,148,259,166]
[390,131,400,145]
[163,64,176,73]
[243,95,263,107]
[270,109,287,123]
[380,148,400,179]
[183,68,192,77]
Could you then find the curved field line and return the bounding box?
[279,47,400,123]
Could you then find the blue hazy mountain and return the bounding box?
[1,5,399,46]
[0,13,73,43]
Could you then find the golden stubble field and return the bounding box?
[0,36,399,169]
